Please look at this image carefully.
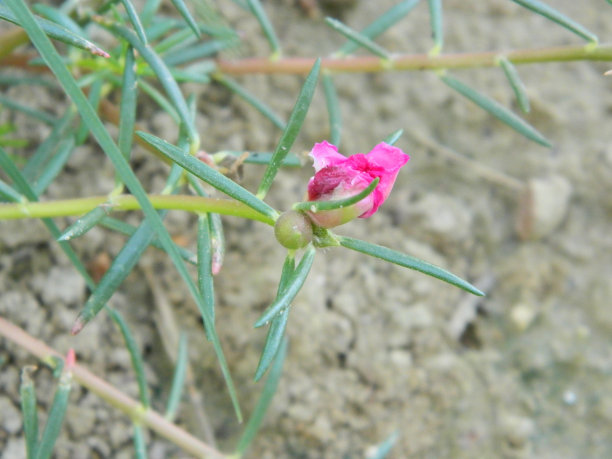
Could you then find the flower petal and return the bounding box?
[366,142,410,172]
[309,141,347,171]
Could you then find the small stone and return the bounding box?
[1,437,26,459]
[66,405,97,438]
[516,175,572,240]
[509,303,536,331]
[501,414,535,449]
[562,390,577,406]
[32,266,86,305]
[0,396,22,434]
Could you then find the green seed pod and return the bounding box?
[274,210,313,249]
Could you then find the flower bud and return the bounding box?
[305,141,409,228]
[274,210,313,249]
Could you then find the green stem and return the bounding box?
[217,42,612,74]
[0,194,276,225]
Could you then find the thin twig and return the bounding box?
[215,43,612,75]
[0,316,226,459]
[3,43,612,76]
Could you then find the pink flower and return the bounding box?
[306,141,409,228]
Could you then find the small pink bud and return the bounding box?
[306,141,409,228]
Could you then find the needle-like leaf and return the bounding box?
[511,0,598,43]
[255,246,316,327]
[257,58,320,199]
[498,56,530,113]
[440,74,551,147]
[338,235,484,296]
[0,5,109,57]
[322,73,342,146]
[326,17,390,60]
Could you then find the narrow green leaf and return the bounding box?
[169,0,201,38]
[165,333,188,421]
[214,75,286,130]
[0,145,95,289]
[59,206,110,241]
[35,369,72,459]
[197,214,215,337]
[511,0,598,43]
[257,58,321,199]
[254,254,295,381]
[133,424,148,459]
[118,46,138,162]
[216,150,301,167]
[325,17,390,60]
[0,75,56,87]
[100,216,197,264]
[22,108,74,181]
[337,0,420,56]
[95,19,198,147]
[75,215,162,330]
[32,4,84,36]
[163,40,227,66]
[368,431,400,459]
[75,78,103,146]
[73,165,183,332]
[141,17,180,42]
[0,5,109,57]
[440,74,551,147]
[246,0,281,56]
[171,67,211,84]
[255,308,289,382]
[140,0,162,27]
[427,0,443,53]
[32,136,75,195]
[108,308,150,407]
[182,61,217,78]
[338,236,484,296]
[0,95,56,125]
[293,177,379,213]
[322,73,342,146]
[498,56,530,113]
[121,0,148,45]
[255,245,316,327]
[137,131,278,222]
[154,27,197,54]
[0,179,22,202]
[235,338,288,455]
[138,80,180,124]
[20,366,39,459]
[383,128,404,145]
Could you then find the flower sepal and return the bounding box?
[312,226,341,248]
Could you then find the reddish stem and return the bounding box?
[0,317,226,459]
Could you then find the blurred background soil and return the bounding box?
[1,0,612,457]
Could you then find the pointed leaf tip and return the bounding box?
[70,315,86,335]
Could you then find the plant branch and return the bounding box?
[0,316,226,459]
[0,194,276,225]
[216,43,612,74]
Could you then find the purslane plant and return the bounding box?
[0,0,610,457]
